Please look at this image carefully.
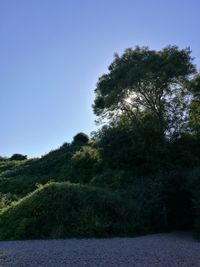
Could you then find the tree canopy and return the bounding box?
[189,75,200,135]
[72,132,89,147]
[93,46,197,138]
[9,154,27,161]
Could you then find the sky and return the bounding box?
[0,0,200,158]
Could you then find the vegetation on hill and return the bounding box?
[1,45,200,240]
[0,182,138,240]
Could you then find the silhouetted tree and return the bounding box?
[72,132,89,147]
[10,154,27,161]
[93,46,196,138]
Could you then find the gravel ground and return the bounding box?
[0,232,199,267]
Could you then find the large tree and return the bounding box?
[93,46,197,138]
[189,75,200,135]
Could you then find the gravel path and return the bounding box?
[0,232,199,267]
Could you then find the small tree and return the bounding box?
[10,154,27,161]
[72,132,89,147]
[70,146,100,183]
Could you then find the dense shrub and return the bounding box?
[90,169,134,190]
[10,154,27,161]
[160,170,197,231]
[0,192,18,210]
[70,146,101,183]
[0,175,52,196]
[187,168,200,239]
[0,159,25,174]
[71,132,89,148]
[0,156,8,162]
[0,143,74,196]
[0,182,138,240]
[120,177,166,234]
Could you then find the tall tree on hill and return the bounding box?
[93,46,197,139]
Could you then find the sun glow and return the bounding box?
[124,92,137,105]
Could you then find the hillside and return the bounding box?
[0,138,87,197]
[1,46,200,240]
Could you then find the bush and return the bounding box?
[0,193,18,210]
[90,169,134,190]
[71,133,89,148]
[120,177,166,234]
[0,182,138,240]
[160,169,197,231]
[70,146,101,183]
[10,154,27,161]
[187,168,200,239]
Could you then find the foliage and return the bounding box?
[169,134,200,168]
[10,154,27,161]
[187,168,200,239]
[0,156,8,162]
[93,46,196,138]
[159,170,196,230]
[0,138,82,196]
[120,177,166,233]
[190,97,200,135]
[69,146,101,183]
[71,132,89,148]
[0,159,26,174]
[1,45,200,240]
[93,113,169,175]
[90,169,133,190]
[0,193,18,210]
[0,182,138,240]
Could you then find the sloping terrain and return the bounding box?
[0,182,137,240]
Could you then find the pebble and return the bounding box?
[0,232,199,267]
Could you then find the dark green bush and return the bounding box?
[71,132,89,148]
[120,177,166,234]
[90,169,134,190]
[10,154,27,161]
[0,143,74,196]
[0,192,18,210]
[187,168,200,239]
[0,182,138,240]
[70,146,101,183]
[160,170,197,231]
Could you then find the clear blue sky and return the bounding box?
[1,0,200,158]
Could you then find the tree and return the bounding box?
[70,146,100,183]
[9,154,27,161]
[94,113,168,175]
[189,75,200,135]
[72,132,89,148]
[93,46,196,138]
[0,156,7,161]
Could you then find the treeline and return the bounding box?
[1,45,200,240]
